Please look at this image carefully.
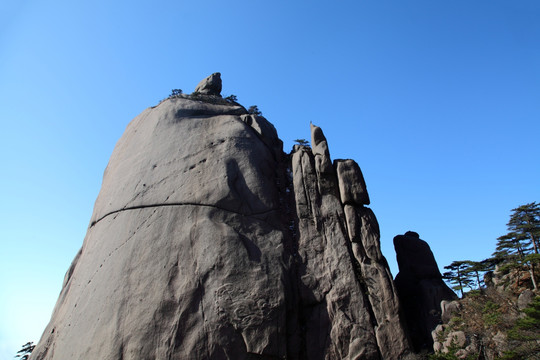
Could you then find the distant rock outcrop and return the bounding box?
[31,74,419,359]
[393,231,457,352]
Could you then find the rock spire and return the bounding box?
[393,231,457,352]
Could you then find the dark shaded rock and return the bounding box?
[194,72,222,95]
[394,232,457,352]
[484,270,494,287]
[335,159,370,206]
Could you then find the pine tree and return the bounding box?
[293,139,309,146]
[505,296,540,359]
[464,259,495,291]
[507,202,540,255]
[15,342,35,360]
[443,260,474,297]
[493,202,540,290]
[247,105,262,116]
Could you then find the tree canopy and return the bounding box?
[492,202,540,290]
[15,342,35,360]
[443,202,540,296]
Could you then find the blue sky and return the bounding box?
[1,0,539,357]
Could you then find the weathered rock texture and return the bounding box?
[290,125,411,359]
[393,231,457,352]
[194,72,222,96]
[32,75,412,359]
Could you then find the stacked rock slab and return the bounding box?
[393,232,457,352]
[32,74,411,360]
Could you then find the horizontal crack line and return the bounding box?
[90,202,279,228]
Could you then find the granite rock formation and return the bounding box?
[194,72,222,96]
[393,231,457,352]
[32,75,413,359]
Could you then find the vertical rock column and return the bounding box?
[290,124,411,359]
[291,126,379,360]
[336,160,411,359]
[394,232,457,352]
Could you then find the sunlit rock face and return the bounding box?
[32,75,412,360]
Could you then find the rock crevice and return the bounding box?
[90,201,280,228]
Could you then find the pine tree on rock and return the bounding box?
[464,259,495,291]
[15,342,35,360]
[493,202,540,290]
[443,260,474,297]
[508,202,540,255]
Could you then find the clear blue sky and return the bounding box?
[1,0,539,357]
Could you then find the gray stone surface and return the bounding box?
[89,97,276,226]
[443,331,467,351]
[518,289,535,309]
[194,72,222,95]
[441,300,461,323]
[32,77,413,360]
[32,95,290,360]
[289,124,411,359]
[432,324,447,343]
[310,123,337,196]
[344,205,410,358]
[291,148,380,359]
[335,159,370,206]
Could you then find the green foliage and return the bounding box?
[224,94,238,103]
[293,139,310,146]
[502,300,540,360]
[443,260,474,297]
[443,258,496,297]
[482,300,501,326]
[437,203,540,359]
[520,296,540,328]
[428,352,476,360]
[509,295,540,342]
[15,342,35,360]
[247,105,262,116]
[428,352,461,360]
[170,89,183,96]
[507,202,540,254]
[492,202,540,290]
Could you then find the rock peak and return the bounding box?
[194,72,222,96]
[404,230,420,239]
[32,83,422,360]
